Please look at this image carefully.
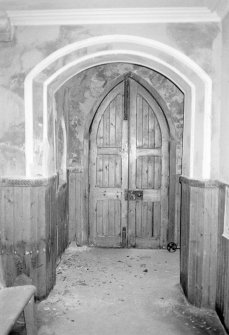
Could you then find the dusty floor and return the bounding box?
[31,243,226,335]
[10,243,227,335]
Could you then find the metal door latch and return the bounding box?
[124,189,143,201]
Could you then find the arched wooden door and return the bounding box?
[89,76,169,248]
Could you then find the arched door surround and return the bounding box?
[24,35,212,181]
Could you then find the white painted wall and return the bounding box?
[219,12,229,183]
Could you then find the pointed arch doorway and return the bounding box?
[89,73,172,248]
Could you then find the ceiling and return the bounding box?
[0,0,228,19]
[0,0,223,10]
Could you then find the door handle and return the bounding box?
[124,190,143,201]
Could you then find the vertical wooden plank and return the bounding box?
[175,175,181,245]
[147,201,153,237]
[45,185,52,295]
[75,173,82,244]
[108,156,115,188]
[96,157,103,187]
[202,187,218,307]
[128,201,136,246]
[142,202,148,237]
[13,187,24,250]
[115,94,122,148]
[148,156,155,188]
[142,98,149,148]
[180,181,190,297]
[136,95,143,148]
[102,200,108,236]
[149,107,155,148]
[51,180,57,288]
[96,200,103,236]
[114,200,121,236]
[108,200,115,236]
[153,202,161,238]
[36,186,47,298]
[136,157,142,189]
[97,116,104,147]
[68,171,76,242]
[188,186,201,306]
[141,156,149,189]
[103,105,110,146]
[154,157,161,189]
[4,188,14,251]
[29,186,39,286]
[110,99,116,146]
[216,185,225,316]
[155,118,161,148]
[103,156,109,187]
[115,156,121,188]
[136,201,142,237]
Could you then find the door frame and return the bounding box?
[84,72,178,246]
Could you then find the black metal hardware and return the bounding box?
[167,242,180,252]
[124,189,143,201]
[122,227,127,248]
[124,76,129,120]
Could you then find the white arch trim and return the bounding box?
[24,35,212,180]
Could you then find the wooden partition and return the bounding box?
[56,180,69,258]
[180,177,219,308]
[68,168,87,245]
[216,184,229,332]
[0,175,69,299]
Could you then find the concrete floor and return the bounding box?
[30,243,226,335]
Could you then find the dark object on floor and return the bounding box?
[167,242,180,252]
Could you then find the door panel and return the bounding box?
[89,76,169,248]
[128,78,169,248]
[89,82,127,247]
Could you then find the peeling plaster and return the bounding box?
[0,24,218,177]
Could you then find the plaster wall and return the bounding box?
[0,20,221,179]
[219,12,229,184]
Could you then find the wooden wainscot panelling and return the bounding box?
[68,168,87,245]
[216,183,229,333]
[0,175,58,299]
[180,177,219,309]
[56,179,69,259]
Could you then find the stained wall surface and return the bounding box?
[0,21,221,178]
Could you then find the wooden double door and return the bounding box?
[89,76,169,248]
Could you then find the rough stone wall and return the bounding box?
[55,63,184,174]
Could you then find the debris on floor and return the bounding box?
[34,243,226,335]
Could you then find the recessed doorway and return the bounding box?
[89,74,170,248]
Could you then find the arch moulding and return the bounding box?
[24,34,212,180]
